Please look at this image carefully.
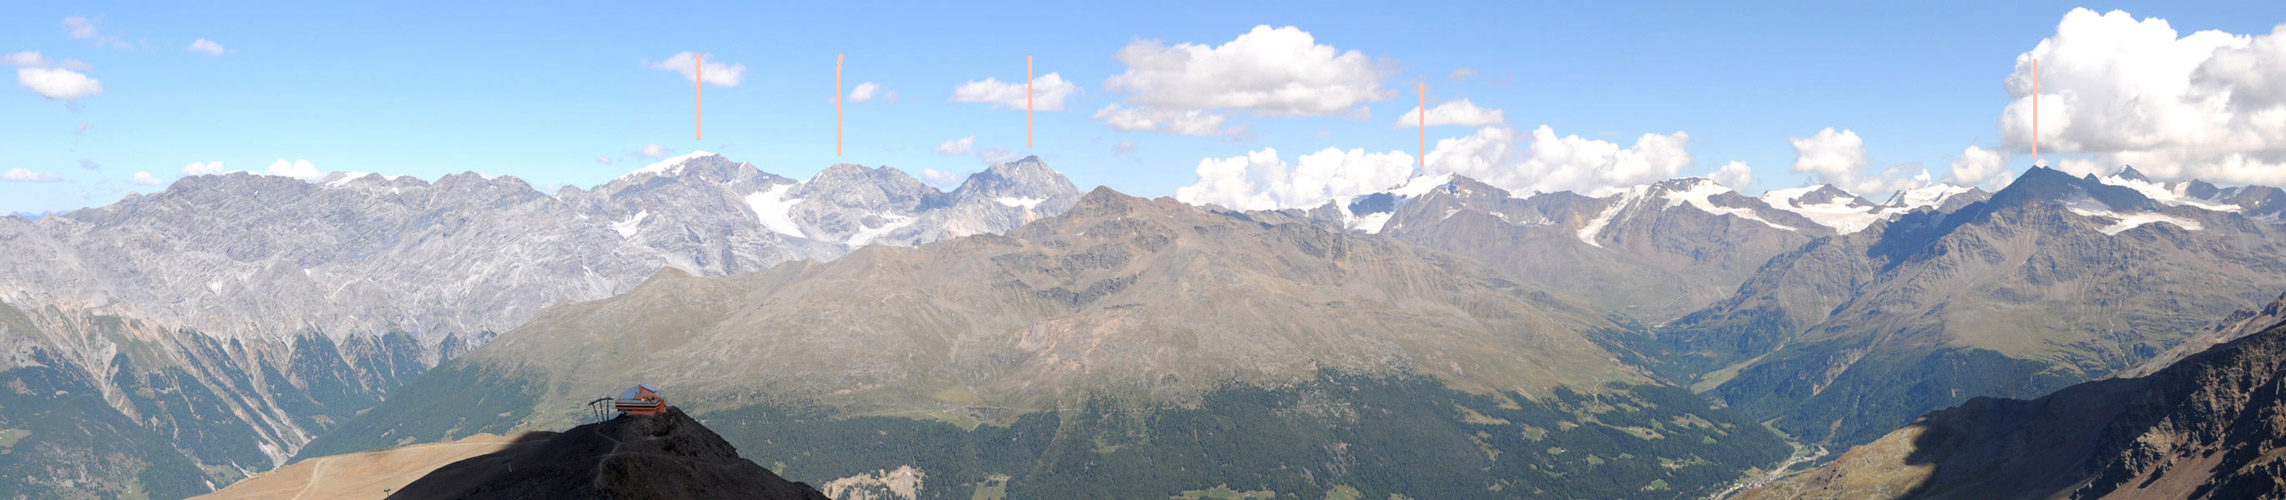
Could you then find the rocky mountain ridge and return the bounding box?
[1741,292,2286,499]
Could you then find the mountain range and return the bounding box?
[5,150,2284,498]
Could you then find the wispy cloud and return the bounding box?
[3,168,64,182]
[187,39,226,56]
[953,73,1077,111]
[645,52,744,87]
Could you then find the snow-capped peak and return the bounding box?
[324,171,373,187]
[1386,173,1456,199]
[618,151,719,181]
[1882,184,1974,209]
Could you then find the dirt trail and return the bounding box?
[194,434,530,500]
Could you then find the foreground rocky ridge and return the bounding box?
[1742,293,2286,499]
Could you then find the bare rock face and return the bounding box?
[389,407,830,500]
[1742,293,2286,500]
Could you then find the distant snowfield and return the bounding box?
[2100,174,2245,212]
[2066,198,2204,236]
[1661,181,1798,232]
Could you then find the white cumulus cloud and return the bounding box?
[2,168,63,182]
[1106,25,1391,117]
[180,161,226,177]
[130,171,164,185]
[187,39,225,56]
[1710,161,1754,190]
[1175,146,1415,211]
[638,143,672,159]
[1948,146,2008,187]
[264,159,323,181]
[17,67,102,101]
[594,156,614,165]
[1392,98,1504,128]
[1998,8,2286,185]
[1787,127,1931,197]
[1421,126,1695,197]
[646,52,744,87]
[952,72,1077,111]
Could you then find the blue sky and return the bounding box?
[5,1,2283,213]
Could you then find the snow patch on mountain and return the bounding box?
[1578,186,1647,247]
[325,172,371,188]
[996,197,1046,210]
[1352,212,1396,234]
[743,183,805,238]
[610,211,648,238]
[2065,197,2203,235]
[2097,174,2244,212]
[845,214,918,247]
[1760,184,1973,234]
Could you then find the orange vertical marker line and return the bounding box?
[2032,58,2039,161]
[1418,83,1426,168]
[696,53,702,141]
[837,54,844,156]
[1027,56,1034,148]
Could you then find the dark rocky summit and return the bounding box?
[388,407,828,500]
